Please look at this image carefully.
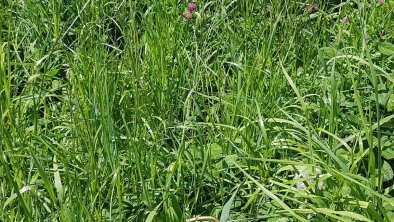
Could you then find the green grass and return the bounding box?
[1,0,394,221]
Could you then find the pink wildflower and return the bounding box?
[342,16,349,25]
[379,0,385,4]
[188,2,197,12]
[184,10,192,19]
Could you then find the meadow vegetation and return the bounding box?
[1,0,394,221]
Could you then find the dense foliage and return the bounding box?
[1,0,393,221]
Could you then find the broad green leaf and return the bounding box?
[220,187,239,222]
[383,201,394,211]
[61,204,73,222]
[234,137,242,144]
[53,157,63,203]
[341,184,351,197]
[388,94,394,112]
[382,161,393,182]
[383,148,394,160]
[320,47,337,58]
[349,200,369,209]
[145,202,162,222]
[224,154,237,167]
[28,74,43,82]
[47,69,59,78]
[167,195,182,222]
[209,143,222,159]
[387,211,394,222]
[336,148,350,162]
[52,79,61,90]
[376,93,394,111]
[378,42,394,55]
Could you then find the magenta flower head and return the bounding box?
[188,2,197,12]
[379,0,385,3]
[184,10,192,19]
[342,16,349,25]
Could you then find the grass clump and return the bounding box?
[1,0,394,221]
